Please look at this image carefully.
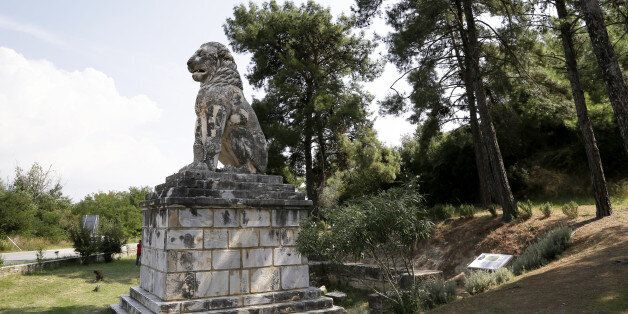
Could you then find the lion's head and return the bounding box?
[187,42,241,87]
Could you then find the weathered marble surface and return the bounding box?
[111,41,342,313]
[182,42,268,174]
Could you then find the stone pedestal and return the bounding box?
[112,170,344,313]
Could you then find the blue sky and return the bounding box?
[0,0,414,199]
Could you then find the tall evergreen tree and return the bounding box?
[224,0,380,207]
[354,0,519,220]
[577,0,628,154]
[554,0,613,218]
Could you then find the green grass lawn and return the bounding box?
[0,255,139,313]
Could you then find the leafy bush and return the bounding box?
[464,271,495,295]
[298,182,434,312]
[428,204,455,221]
[69,226,100,264]
[457,204,475,218]
[464,268,514,295]
[0,255,4,267]
[561,202,579,219]
[539,202,552,218]
[419,279,457,309]
[99,220,126,262]
[518,200,533,220]
[511,226,572,275]
[493,267,514,285]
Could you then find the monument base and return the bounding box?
[111,286,344,313]
[112,170,344,313]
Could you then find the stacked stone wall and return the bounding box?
[140,205,310,301]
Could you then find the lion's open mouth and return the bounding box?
[192,69,206,75]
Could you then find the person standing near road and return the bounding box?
[136,240,142,266]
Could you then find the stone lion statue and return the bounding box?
[182,42,268,173]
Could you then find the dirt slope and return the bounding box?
[431,205,628,313]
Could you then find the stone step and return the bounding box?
[166,171,283,185]
[155,180,296,194]
[110,304,128,314]
[204,296,335,314]
[159,187,304,200]
[127,286,324,313]
[145,197,312,208]
[121,295,153,314]
[307,305,347,314]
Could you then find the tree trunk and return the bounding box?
[462,0,518,221]
[578,0,628,154]
[556,0,613,218]
[303,85,317,209]
[449,16,497,208]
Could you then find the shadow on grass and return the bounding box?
[25,256,139,285]
[0,305,109,314]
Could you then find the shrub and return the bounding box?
[0,255,4,267]
[464,268,514,295]
[518,200,533,220]
[298,182,434,313]
[457,204,475,218]
[539,202,552,218]
[100,221,126,262]
[69,226,100,264]
[511,226,572,275]
[493,267,514,285]
[464,271,494,295]
[419,279,457,309]
[429,204,455,221]
[561,202,579,219]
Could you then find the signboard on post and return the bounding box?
[81,215,100,237]
[467,253,513,271]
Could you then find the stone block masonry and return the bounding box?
[113,169,343,313]
[140,206,310,301]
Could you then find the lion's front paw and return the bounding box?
[179,162,211,173]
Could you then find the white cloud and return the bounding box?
[0,47,173,200]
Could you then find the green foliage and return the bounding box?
[418,279,457,309]
[0,189,36,236]
[320,127,401,207]
[99,220,127,262]
[69,225,101,264]
[225,0,380,204]
[561,201,579,219]
[388,280,458,314]
[0,255,4,267]
[457,204,476,218]
[539,202,552,218]
[0,164,73,241]
[493,267,515,285]
[464,271,495,295]
[512,226,572,275]
[464,268,514,295]
[518,200,534,220]
[73,187,149,239]
[428,204,455,221]
[298,183,433,261]
[298,183,433,312]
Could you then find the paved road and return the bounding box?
[0,243,137,266]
